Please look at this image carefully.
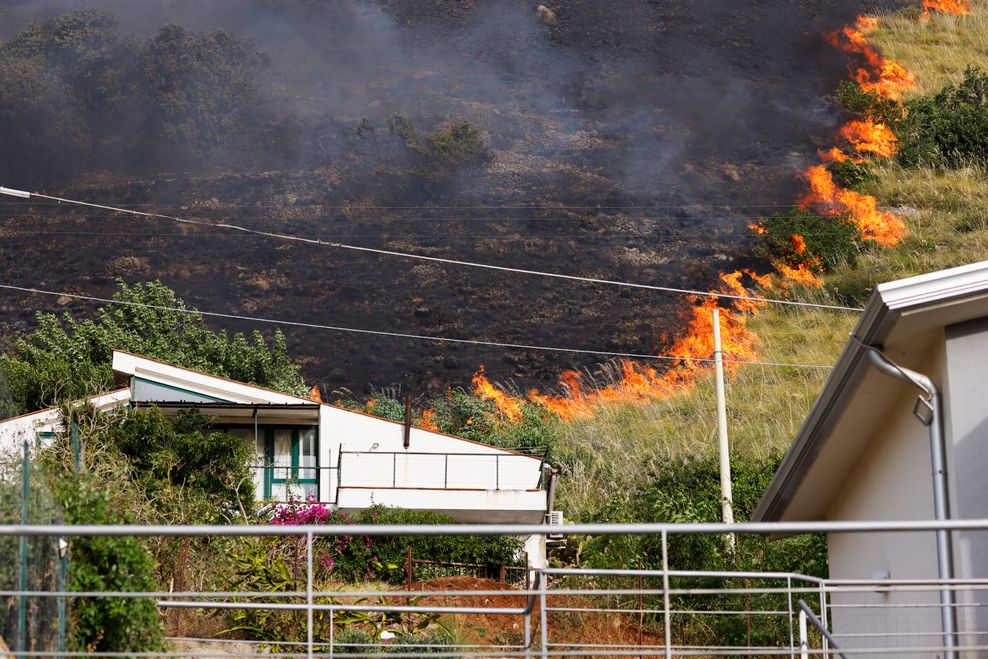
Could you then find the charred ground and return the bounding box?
[0,0,902,395]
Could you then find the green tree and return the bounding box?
[140,24,265,162]
[109,407,256,522]
[0,280,307,415]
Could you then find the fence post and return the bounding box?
[57,540,67,659]
[406,545,413,629]
[17,439,29,658]
[496,455,500,491]
[662,529,672,659]
[540,569,548,659]
[307,530,314,659]
[798,608,809,659]
[499,565,506,583]
[393,453,397,488]
[787,576,795,659]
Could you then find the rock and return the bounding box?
[537,5,557,26]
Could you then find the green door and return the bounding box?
[263,427,318,501]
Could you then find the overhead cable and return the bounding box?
[0,283,835,370]
[0,186,864,312]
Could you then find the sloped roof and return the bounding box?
[754,259,988,522]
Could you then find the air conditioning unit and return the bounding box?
[547,510,564,541]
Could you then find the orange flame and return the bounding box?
[840,119,898,158]
[521,271,766,420]
[420,408,439,431]
[307,384,323,403]
[772,260,823,288]
[825,16,916,101]
[801,164,906,247]
[923,0,971,16]
[791,233,808,254]
[472,366,523,422]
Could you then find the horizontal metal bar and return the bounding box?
[9,518,988,537]
[159,600,528,615]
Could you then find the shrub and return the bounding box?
[833,79,904,127]
[350,506,525,581]
[426,389,558,456]
[753,207,863,273]
[578,454,826,646]
[897,66,988,168]
[386,112,490,170]
[827,158,877,190]
[52,477,165,653]
[109,407,256,522]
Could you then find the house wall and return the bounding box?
[944,317,988,641]
[0,409,61,457]
[0,390,131,457]
[319,405,544,505]
[826,346,944,658]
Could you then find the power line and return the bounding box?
[0,282,835,371]
[0,187,865,312]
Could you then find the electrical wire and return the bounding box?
[0,283,835,370]
[0,187,865,312]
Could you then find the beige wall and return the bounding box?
[943,317,988,642]
[826,344,945,657]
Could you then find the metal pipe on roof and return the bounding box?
[865,347,957,659]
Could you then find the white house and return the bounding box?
[753,259,988,657]
[0,350,554,566]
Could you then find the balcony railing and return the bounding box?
[337,450,546,491]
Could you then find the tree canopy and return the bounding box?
[0,280,307,416]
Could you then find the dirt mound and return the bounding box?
[410,576,665,652]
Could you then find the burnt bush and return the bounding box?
[0,10,281,185]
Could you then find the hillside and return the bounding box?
[0,0,899,395]
[551,0,988,520]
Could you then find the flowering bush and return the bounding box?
[267,498,385,581]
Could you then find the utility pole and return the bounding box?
[712,309,735,550]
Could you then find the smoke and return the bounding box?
[0,0,890,191]
[0,0,906,392]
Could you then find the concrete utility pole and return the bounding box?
[712,309,735,550]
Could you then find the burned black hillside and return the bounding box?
[0,0,902,395]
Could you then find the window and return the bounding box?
[223,426,319,501]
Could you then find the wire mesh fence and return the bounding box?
[0,443,65,655]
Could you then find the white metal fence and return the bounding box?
[4,520,988,657]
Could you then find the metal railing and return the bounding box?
[338,450,545,491]
[6,519,988,657]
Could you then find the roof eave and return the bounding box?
[754,258,988,523]
[752,290,891,522]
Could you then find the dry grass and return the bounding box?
[554,304,854,519]
[555,3,988,521]
[870,1,988,98]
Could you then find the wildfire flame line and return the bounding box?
[923,0,972,18]
[468,6,934,422]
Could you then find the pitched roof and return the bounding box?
[754,259,988,522]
